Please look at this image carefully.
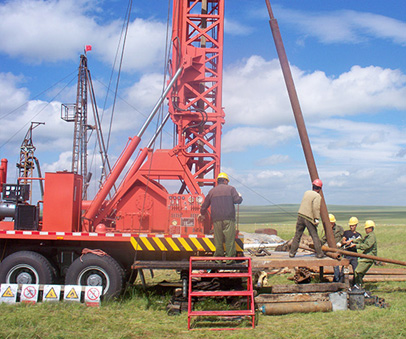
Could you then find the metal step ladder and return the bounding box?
[187,256,256,330]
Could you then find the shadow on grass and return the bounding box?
[117,281,177,310]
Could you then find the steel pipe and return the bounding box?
[321,245,406,267]
[261,301,332,315]
[299,245,341,260]
[265,0,335,248]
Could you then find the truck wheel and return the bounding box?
[65,254,124,299]
[0,251,55,284]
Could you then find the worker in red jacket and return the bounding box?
[289,179,324,258]
[199,172,243,264]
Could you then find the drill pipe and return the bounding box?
[265,0,336,248]
[321,246,406,267]
[262,301,332,315]
[299,245,341,260]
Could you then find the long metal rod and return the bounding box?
[322,245,406,267]
[147,113,171,148]
[138,66,183,138]
[265,0,335,248]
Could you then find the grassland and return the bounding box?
[0,205,405,338]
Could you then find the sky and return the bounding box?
[0,0,405,207]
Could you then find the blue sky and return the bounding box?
[0,0,405,206]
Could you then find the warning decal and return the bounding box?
[43,285,61,302]
[63,285,81,302]
[46,288,57,298]
[43,285,61,301]
[0,284,18,304]
[2,286,14,297]
[66,288,78,299]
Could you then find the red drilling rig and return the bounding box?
[0,0,241,299]
[0,0,337,300]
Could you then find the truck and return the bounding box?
[0,0,244,299]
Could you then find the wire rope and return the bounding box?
[227,173,298,219]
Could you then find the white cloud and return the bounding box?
[276,8,406,46]
[0,0,167,70]
[42,151,72,172]
[223,56,293,126]
[0,73,29,113]
[98,18,167,72]
[224,18,253,36]
[257,154,290,166]
[311,119,406,164]
[0,99,73,152]
[223,56,406,126]
[222,125,296,153]
[124,73,165,114]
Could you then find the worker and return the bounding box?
[321,214,344,282]
[341,217,362,274]
[289,179,324,259]
[199,172,243,264]
[351,220,378,288]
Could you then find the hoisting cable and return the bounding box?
[105,0,133,153]
[132,0,173,264]
[0,69,77,121]
[227,173,298,219]
[98,0,133,188]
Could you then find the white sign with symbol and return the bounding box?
[0,284,18,304]
[64,285,82,302]
[21,284,39,303]
[43,285,61,302]
[85,286,102,307]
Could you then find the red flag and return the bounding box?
[85,45,92,52]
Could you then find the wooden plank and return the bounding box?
[270,283,346,294]
[252,252,349,269]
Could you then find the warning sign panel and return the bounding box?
[43,285,61,302]
[0,284,18,304]
[63,285,81,302]
[84,286,102,307]
[21,284,39,304]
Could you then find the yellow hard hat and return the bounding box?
[217,172,229,182]
[364,220,375,229]
[348,217,359,226]
[329,214,336,223]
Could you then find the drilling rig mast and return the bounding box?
[16,122,45,201]
[62,51,93,199]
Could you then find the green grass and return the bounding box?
[238,204,406,226]
[1,205,406,338]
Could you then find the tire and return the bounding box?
[65,254,125,300]
[0,251,55,284]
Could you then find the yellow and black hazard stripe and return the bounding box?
[130,235,243,253]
